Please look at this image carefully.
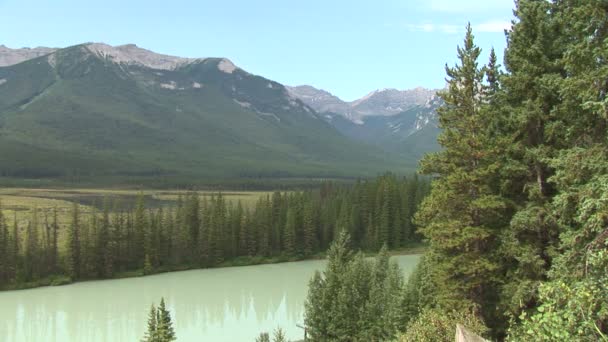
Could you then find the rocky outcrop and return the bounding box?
[0,45,57,66]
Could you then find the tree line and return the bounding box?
[0,173,429,288]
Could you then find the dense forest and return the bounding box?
[298,0,608,341]
[0,174,428,289]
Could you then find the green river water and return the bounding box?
[0,255,420,341]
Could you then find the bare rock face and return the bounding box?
[1,42,243,73]
[455,324,489,342]
[0,45,57,66]
[350,87,437,117]
[218,58,237,73]
[85,43,200,70]
[287,84,439,121]
[286,85,352,116]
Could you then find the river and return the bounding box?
[0,255,420,341]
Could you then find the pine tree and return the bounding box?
[416,24,509,322]
[184,193,200,264]
[255,332,270,342]
[143,254,153,275]
[283,207,296,256]
[67,203,81,280]
[302,201,316,256]
[498,0,565,320]
[157,298,176,341]
[272,327,287,342]
[97,200,111,277]
[10,213,20,282]
[24,209,40,281]
[134,194,147,267]
[0,201,7,284]
[50,207,59,274]
[507,1,608,339]
[142,304,159,342]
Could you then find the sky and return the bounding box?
[0,0,515,101]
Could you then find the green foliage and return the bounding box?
[142,298,176,342]
[415,24,509,327]
[399,308,488,342]
[142,304,158,342]
[143,254,153,275]
[304,232,405,341]
[400,254,437,328]
[67,202,81,280]
[405,1,608,339]
[272,328,288,342]
[508,271,608,341]
[157,298,177,341]
[255,332,270,342]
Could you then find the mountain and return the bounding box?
[0,43,407,185]
[287,85,442,160]
[0,45,57,67]
[287,85,437,121]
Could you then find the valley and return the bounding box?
[2,0,601,340]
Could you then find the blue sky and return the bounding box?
[0,0,514,101]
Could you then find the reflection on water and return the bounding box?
[0,255,420,342]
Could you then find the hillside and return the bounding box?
[0,43,407,186]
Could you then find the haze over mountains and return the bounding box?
[0,43,440,184]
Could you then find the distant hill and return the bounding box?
[0,43,407,186]
[287,85,442,160]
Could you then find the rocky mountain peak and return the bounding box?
[85,43,201,70]
[288,84,439,121]
[0,45,58,67]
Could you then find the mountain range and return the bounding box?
[286,85,441,161]
[0,43,440,185]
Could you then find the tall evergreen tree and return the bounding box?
[50,208,59,274]
[67,203,81,280]
[0,201,8,283]
[283,207,296,256]
[302,201,316,256]
[10,212,20,282]
[157,298,176,341]
[498,0,565,320]
[416,24,509,323]
[23,209,40,281]
[142,304,159,342]
[134,195,147,267]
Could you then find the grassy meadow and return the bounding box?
[0,188,274,248]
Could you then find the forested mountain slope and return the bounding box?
[0,44,404,185]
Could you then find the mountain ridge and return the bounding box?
[286,84,439,122]
[0,42,409,185]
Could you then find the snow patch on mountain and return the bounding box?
[160,81,177,89]
[234,99,252,108]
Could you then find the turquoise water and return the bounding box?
[0,255,420,342]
